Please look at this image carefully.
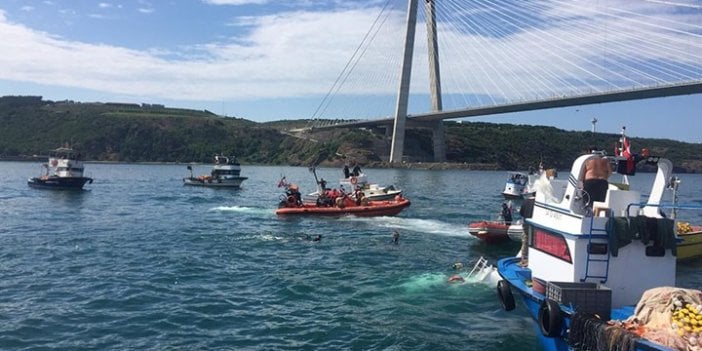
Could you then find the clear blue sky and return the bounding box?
[0,0,700,143]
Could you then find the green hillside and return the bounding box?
[1,96,701,172]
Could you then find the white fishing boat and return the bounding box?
[27,147,93,190]
[494,130,702,351]
[183,155,247,188]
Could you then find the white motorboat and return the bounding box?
[183,155,247,188]
[27,147,93,190]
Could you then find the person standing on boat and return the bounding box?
[519,197,535,265]
[343,164,350,179]
[352,163,362,177]
[583,147,612,207]
[501,202,513,226]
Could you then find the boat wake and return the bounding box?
[341,216,468,237]
[209,205,274,217]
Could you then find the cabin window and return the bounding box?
[533,229,572,263]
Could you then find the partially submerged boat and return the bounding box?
[495,133,702,351]
[27,147,93,190]
[467,220,523,244]
[183,155,247,188]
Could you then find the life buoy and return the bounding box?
[497,280,516,311]
[538,298,563,337]
[350,176,358,185]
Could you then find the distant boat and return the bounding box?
[27,147,93,190]
[303,170,402,204]
[183,155,247,188]
[676,224,702,261]
[501,172,529,199]
[278,182,410,217]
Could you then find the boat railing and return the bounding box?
[467,256,490,279]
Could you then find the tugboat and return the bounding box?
[183,155,247,188]
[28,147,93,190]
[495,129,702,351]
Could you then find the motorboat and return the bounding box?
[501,172,529,199]
[303,169,402,205]
[468,220,523,244]
[677,223,702,261]
[27,147,93,190]
[339,173,402,201]
[503,168,558,199]
[494,131,701,351]
[277,184,410,217]
[183,155,247,188]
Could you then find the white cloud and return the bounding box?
[0,0,699,111]
[137,7,154,13]
[99,3,112,8]
[20,6,34,12]
[202,0,270,5]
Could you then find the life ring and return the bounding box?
[497,280,516,311]
[350,176,358,185]
[538,298,563,337]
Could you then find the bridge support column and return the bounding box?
[389,0,418,164]
[432,121,446,162]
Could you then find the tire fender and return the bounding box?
[497,280,516,311]
[538,298,563,337]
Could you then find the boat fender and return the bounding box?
[350,176,358,185]
[538,298,563,337]
[497,280,516,311]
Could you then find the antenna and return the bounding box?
[591,117,598,133]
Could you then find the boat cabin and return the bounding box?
[527,153,676,308]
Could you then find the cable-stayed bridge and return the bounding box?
[296,0,702,163]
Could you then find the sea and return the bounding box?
[1,161,701,351]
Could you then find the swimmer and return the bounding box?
[391,230,400,244]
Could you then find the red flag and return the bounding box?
[621,137,635,173]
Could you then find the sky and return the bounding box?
[0,0,701,143]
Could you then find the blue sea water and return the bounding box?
[1,161,701,350]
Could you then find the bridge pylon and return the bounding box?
[390,0,445,163]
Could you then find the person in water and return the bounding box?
[583,147,612,207]
[392,230,400,244]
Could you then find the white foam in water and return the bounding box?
[400,272,448,293]
[209,206,274,216]
[343,216,468,237]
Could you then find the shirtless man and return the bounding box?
[583,153,612,206]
